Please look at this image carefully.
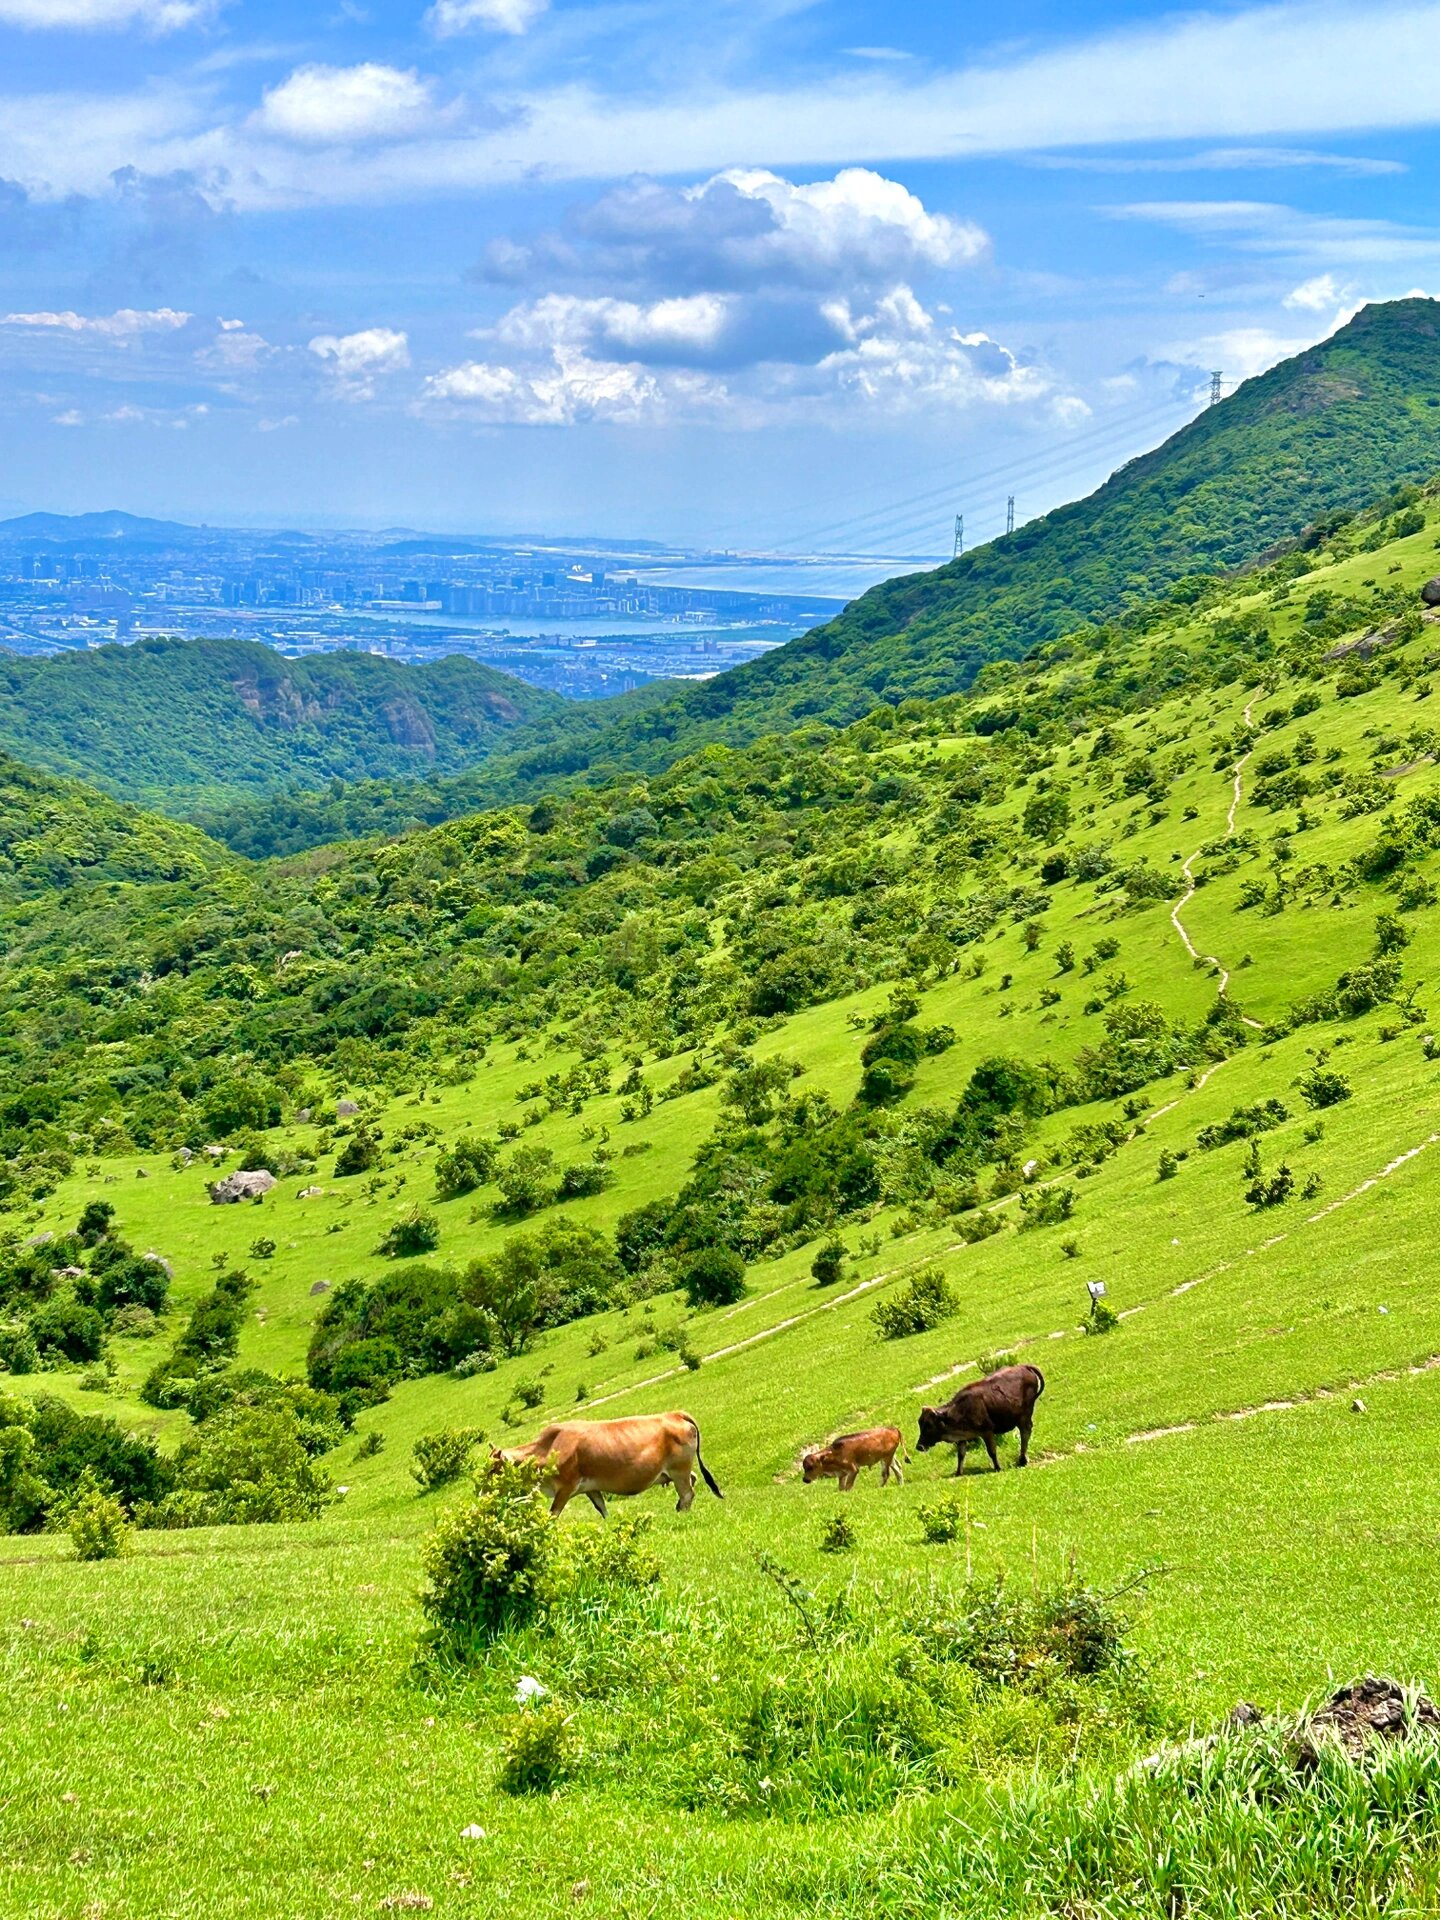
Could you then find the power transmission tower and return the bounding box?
[1005,494,1015,535]
[952,513,964,558]
[1209,370,1223,406]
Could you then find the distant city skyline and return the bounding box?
[0,0,1438,545]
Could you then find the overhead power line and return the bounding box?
[778,392,1198,556]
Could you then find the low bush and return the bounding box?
[919,1495,966,1543]
[820,1510,857,1554]
[497,1700,575,1795]
[66,1469,131,1561]
[682,1246,747,1309]
[419,1459,555,1651]
[810,1240,846,1287]
[872,1266,957,1341]
[142,1406,333,1528]
[376,1208,441,1258]
[1297,1067,1353,1109]
[411,1425,485,1491]
[434,1136,497,1199]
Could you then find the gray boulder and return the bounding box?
[209,1169,277,1205]
[1422,576,1440,608]
[337,1099,359,1117]
[310,1279,332,1296]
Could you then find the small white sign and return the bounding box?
[1086,1280,1108,1300]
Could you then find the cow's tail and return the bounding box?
[1029,1365,1046,1398]
[691,1422,723,1499]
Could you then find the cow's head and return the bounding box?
[800,1449,824,1483]
[916,1406,946,1453]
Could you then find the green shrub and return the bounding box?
[434,1136,497,1199]
[682,1246,747,1309]
[31,1297,106,1364]
[1018,1185,1076,1231]
[514,1378,545,1410]
[872,1265,956,1340]
[411,1425,484,1491]
[333,1125,380,1177]
[820,1510,857,1554]
[376,1208,441,1258]
[1245,1164,1295,1209]
[0,1321,37,1374]
[919,1495,965,1543]
[66,1468,131,1561]
[496,1700,574,1795]
[1084,1300,1120,1335]
[419,1459,555,1650]
[1297,1066,1353,1109]
[956,1209,1005,1245]
[146,1406,333,1527]
[567,1513,662,1591]
[810,1239,846,1287]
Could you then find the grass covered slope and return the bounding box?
[6,469,1440,1911]
[0,634,570,814]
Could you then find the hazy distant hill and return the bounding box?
[0,636,570,813]
[0,509,202,545]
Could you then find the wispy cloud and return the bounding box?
[1109,199,1440,266]
[0,0,212,30]
[1,304,190,336]
[4,1,1440,206]
[1032,145,1406,177]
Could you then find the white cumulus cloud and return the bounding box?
[426,0,546,36]
[254,64,438,146]
[1284,271,1345,309]
[423,351,706,426]
[484,166,987,294]
[490,292,733,358]
[309,325,410,396]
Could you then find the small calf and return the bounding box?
[801,1426,908,1491]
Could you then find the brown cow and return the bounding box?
[801,1426,908,1491]
[496,1410,723,1518]
[916,1364,1045,1475]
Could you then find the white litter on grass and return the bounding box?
[515,1676,548,1705]
[460,1825,487,1841]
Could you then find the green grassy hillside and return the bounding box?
[199,296,1440,857]
[4,463,1440,1911]
[0,635,571,814]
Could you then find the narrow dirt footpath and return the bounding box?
[1169,693,1263,1022]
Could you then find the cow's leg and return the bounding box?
[585,1489,609,1519]
[952,1440,969,1478]
[673,1470,696,1512]
[1016,1413,1032,1467]
[840,1468,857,1491]
[981,1431,1001,1473]
[549,1476,579,1516]
[886,1454,903,1486]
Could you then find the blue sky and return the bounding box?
[1,0,1438,547]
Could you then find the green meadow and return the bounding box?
[5,477,1440,1916]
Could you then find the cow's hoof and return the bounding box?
[1016,1459,1029,1469]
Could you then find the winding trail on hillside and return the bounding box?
[1168,694,1264,1024]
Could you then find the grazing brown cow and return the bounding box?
[916,1364,1045,1475]
[496,1410,723,1518]
[801,1426,908,1491]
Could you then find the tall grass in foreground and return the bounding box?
[895,1727,1440,1918]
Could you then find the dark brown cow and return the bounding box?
[801,1426,908,1491]
[496,1411,723,1517]
[916,1364,1045,1475]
